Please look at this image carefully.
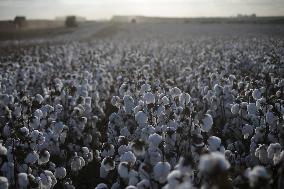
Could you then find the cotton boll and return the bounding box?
[153,161,171,183]
[70,156,84,172]
[214,84,223,96]
[137,179,150,189]
[0,144,7,156]
[101,143,115,157]
[252,89,262,100]
[242,124,254,139]
[131,140,145,156]
[248,166,270,188]
[207,136,222,152]
[267,143,282,165]
[143,92,155,104]
[101,157,115,171]
[120,151,136,165]
[166,170,183,189]
[135,111,148,127]
[231,104,240,115]
[148,133,162,147]
[247,103,257,115]
[100,165,108,179]
[95,183,108,189]
[0,177,8,189]
[54,167,66,179]
[199,152,230,176]
[34,109,43,119]
[125,186,137,189]
[129,170,139,186]
[18,173,28,189]
[179,93,191,107]
[25,151,39,164]
[53,122,64,134]
[255,145,269,164]
[149,150,162,165]
[266,111,275,125]
[38,150,50,165]
[170,87,182,99]
[124,95,135,114]
[118,162,130,179]
[140,83,151,94]
[35,94,44,104]
[161,96,170,105]
[201,114,213,132]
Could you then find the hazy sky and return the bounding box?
[0,0,283,20]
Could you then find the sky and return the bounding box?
[0,0,284,20]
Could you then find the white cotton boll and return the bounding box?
[148,133,162,147]
[242,124,254,139]
[149,151,161,165]
[95,183,108,189]
[25,151,39,164]
[120,151,136,165]
[101,144,115,157]
[267,143,282,165]
[143,92,155,104]
[100,166,108,178]
[18,173,28,189]
[179,93,191,107]
[214,84,223,96]
[30,116,40,129]
[125,186,137,189]
[248,166,270,187]
[38,150,50,165]
[230,104,239,115]
[71,157,83,172]
[55,104,63,114]
[161,96,170,105]
[266,111,275,125]
[120,127,130,138]
[40,172,52,189]
[176,181,193,189]
[201,114,213,132]
[137,179,150,189]
[167,170,183,189]
[34,109,43,119]
[54,167,66,179]
[140,83,151,93]
[19,127,29,136]
[252,89,262,100]
[0,144,7,156]
[0,177,8,189]
[82,147,89,156]
[53,122,64,134]
[123,95,135,114]
[170,87,182,98]
[111,182,120,189]
[101,157,115,172]
[129,170,139,186]
[199,152,230,175]
[153,161,171,183]
[35,94,44,104]
[135,111,148,127]
[118,145,130,156]
[118,162,130,179]
[247,103,257,115]
[207,136,222,152]
[255,145,269,164]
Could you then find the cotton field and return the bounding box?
[0,23,284,189]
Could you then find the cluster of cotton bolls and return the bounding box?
[1,23,284,189]
[0,43,117,188]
